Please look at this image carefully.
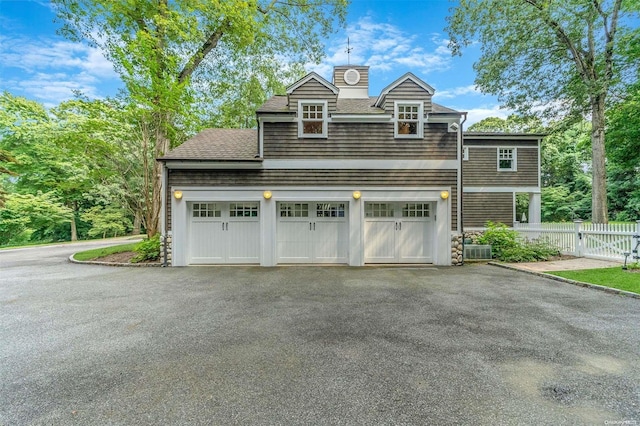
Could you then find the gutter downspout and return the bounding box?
[161,161,169,267]
[459,112,468,265]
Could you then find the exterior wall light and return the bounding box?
[174,190,183,200]
[440,190,449,200]
[263,190,272,200]
[352,191,361,200]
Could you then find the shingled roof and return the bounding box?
[159,128,259,161]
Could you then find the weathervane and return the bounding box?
[346,37,353,65]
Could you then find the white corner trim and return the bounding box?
[262,159,459,170]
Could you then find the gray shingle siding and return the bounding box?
[463,192,513,228]
[262,122,457,159]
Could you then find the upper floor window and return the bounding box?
[298,101,328,138]
[498,148,517,171]
[394,101,423,138]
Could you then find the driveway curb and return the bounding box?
[68,254,162,267]
[489,261,640,299]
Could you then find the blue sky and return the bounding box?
[0,0,510,125]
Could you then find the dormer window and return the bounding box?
[298,100,328,138]
[394,101,423,138]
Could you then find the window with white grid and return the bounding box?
[402,203,430,218]
[229,202,259,217]
[498,148,516,171]
[316,203,345,218]
[395,102,423,138]
[299,101,327,138]
[192,203,221,218]
[279,203,309,218]
[365,203,395,218]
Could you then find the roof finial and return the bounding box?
[346,37,353,65]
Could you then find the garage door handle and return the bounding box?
[313,222,316,231]
[226,222,229,231]
[309,222,312,231]
[395,222,397,230]
[222,222,225,231]
[399,222,402,231]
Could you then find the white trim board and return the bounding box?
[262,159,458,169]
[464,186,540,193]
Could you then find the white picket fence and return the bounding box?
[513,221,640,262]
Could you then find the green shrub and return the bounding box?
[132,234,160,263]
[477,222,519,259]
[477,221,560,262]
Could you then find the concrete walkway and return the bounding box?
[507,257,623,272]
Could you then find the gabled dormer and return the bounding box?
[286,72,339,138]
[374,73,435,139]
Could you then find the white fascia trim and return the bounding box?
[262,159,458,169]
[464,186,541,193]
[426,115,462,124]
[164,161,263,169]
[258,115,296,123]
[330,114,392,123]
[467,145,534,149]
[173,185,455,193]
[286,72,339,95]
[375,72,435,107]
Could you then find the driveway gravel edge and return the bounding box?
[489,261,640,299]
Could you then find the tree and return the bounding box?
[0,192,72,245]
[447,0,639,222]
[467,115,543,133]
[0,148,17,208]
[53,0,348,236]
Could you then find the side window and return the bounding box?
[498,148,517,171]
[394,102,423,138]
[298,101,328,138]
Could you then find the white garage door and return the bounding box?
[189,202,260,264]
[364,202,434,263]
[277,202,348,263]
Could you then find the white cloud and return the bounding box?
[312,16,452,78]
[0,35,118,104]
[434,85,480,99]
[458,105,513,128]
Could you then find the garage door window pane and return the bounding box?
[402,203,430,218]
[193,203,221,218]
[316,203,345,218]
[280,203,309,217]
[229,202,259,217]
[365,203,394,218]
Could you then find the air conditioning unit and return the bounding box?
[464,244,492,261]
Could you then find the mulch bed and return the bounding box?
[94,251,159,265]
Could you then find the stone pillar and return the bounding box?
[451,234,463,266]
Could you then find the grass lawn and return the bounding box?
[73,243,138,261]
[548,267,640,294]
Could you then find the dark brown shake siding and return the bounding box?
[263,122,457,159]
[463,147,538,186]
[166,169,458,231]
[463,192,513,228]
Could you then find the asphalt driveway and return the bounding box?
[1,243,639,425]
